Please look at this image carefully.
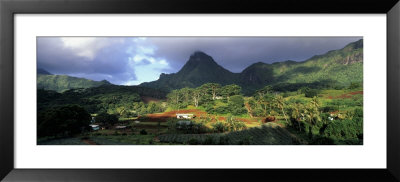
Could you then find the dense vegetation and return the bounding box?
[37,105,91,137]
[38,84,167,119]
[166,83,246,115]
[37,39,363,145]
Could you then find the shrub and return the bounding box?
[140,129,148,135]
[323,119,362,141]
[303,88,319,98]
[322,105,338,113]
[309,136,335,145]
[187,138,199,145]
[202,136,215,145]
[348,82,361,89]
[218,136,230,145]
[96,112,118,126]
[37,105,91,137]
[238,136,253,145]
[191,123,209,134]
[166,118,178,132]
[212,105,229,114]
[212,121,227,133]
[225,116,246,131]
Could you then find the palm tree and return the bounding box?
[255,86,274,117]
[302,99,322,138]
[310,96,320,109]
[192,88,202,107]
[291,103,303,131]
[274,95,288,123]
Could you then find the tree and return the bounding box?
[201,83,221,100]
[180,87,192,106]
[302,98,322,137]
[255,85,273,99]
[290,103,304,131]
[274,95,288,123]
[96,112,118,126]
[37,105,91,137]
[116,106,126,116]
[254,86,274,116]
[228,95,247,115]
[221,84,241,102]
[167,89,183,109]
[225,116,246,131]
[192,88,202,107]
[310,96,320,109]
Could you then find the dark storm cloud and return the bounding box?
[37,37,137,84]
[147,37,362,73]
[37,37,361,85]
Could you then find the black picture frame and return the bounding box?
[1,0,399,181]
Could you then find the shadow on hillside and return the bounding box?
[158,123,304,145]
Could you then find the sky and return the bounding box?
[37,37,362,85]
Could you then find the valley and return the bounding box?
[37,39,363,145]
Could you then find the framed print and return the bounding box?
[1,0,400,181]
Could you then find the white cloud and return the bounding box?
[159,59,168,65]
[60,37,125,60]
[125,43,171,85]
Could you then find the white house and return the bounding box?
[176,114,194,119]
[89,124,100,131]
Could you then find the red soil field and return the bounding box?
[327,91,363,99]
[141,109,207,122]
[140,108,261,124]
[237,118,255,124]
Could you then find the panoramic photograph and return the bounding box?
[37,37,363,145]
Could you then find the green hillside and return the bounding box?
[245,39,363,93]
[141,39,363,95]
[37,74,111,92]
[37,84,167,115]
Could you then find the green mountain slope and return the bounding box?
[38,84,168,114]
[37,73,111,93]
[266,39,363,91]
[141,39,363,95]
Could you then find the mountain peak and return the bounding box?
[191,51,209,57]
[178,51,223,75]
[188,51,214,63]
